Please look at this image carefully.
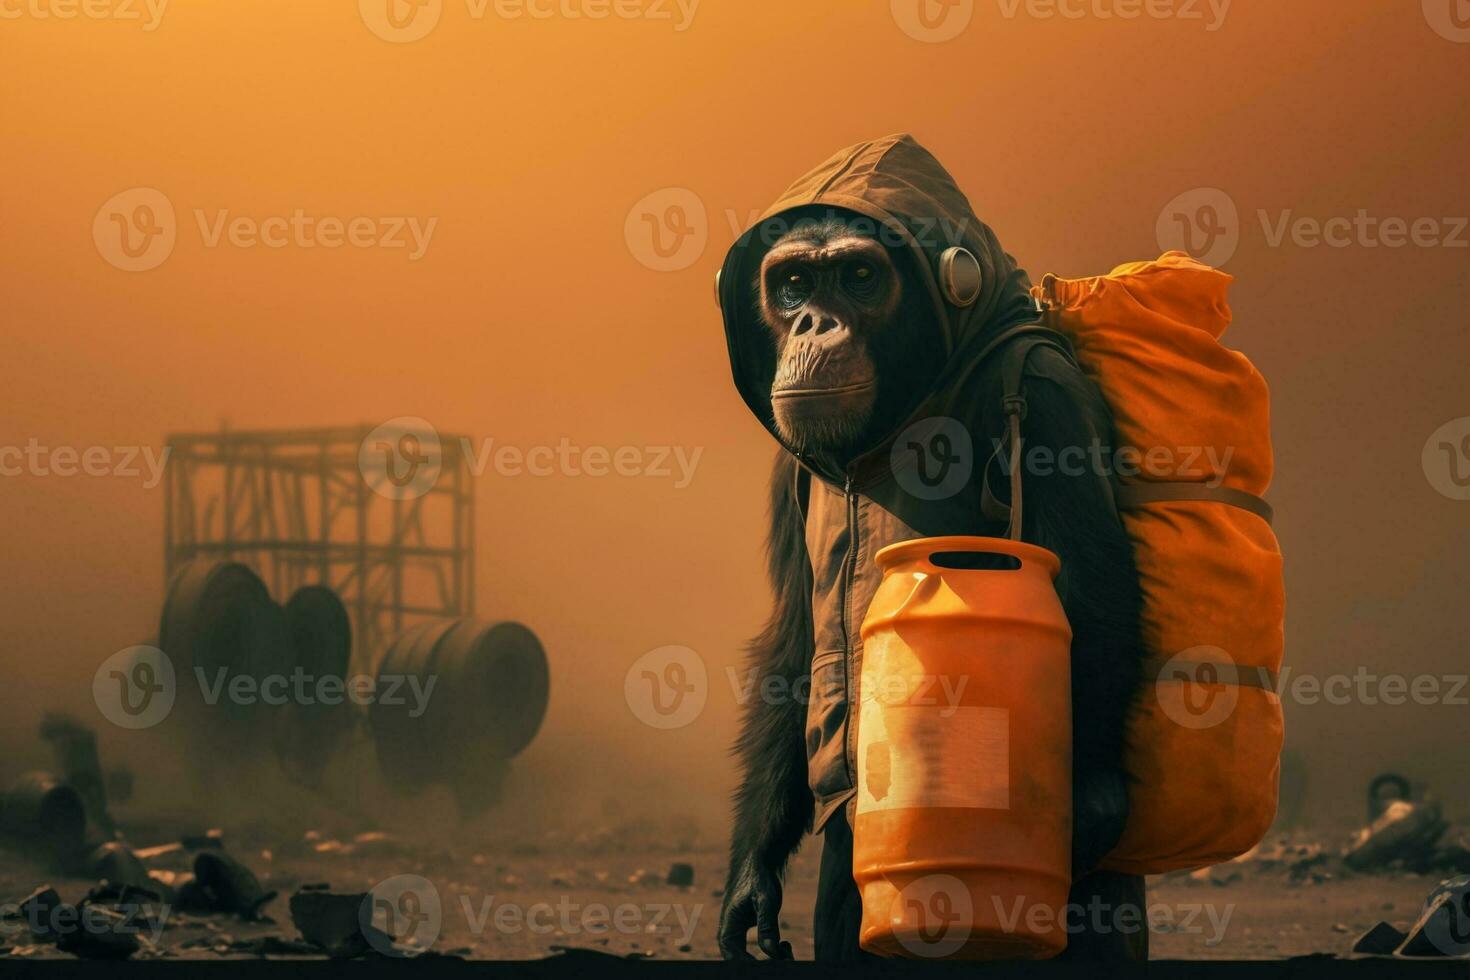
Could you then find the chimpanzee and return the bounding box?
[713,135,1148,961]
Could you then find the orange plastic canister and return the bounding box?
[854,536,1073,960]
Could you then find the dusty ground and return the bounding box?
[0,814,1451,961]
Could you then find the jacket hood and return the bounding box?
[717,133,1038,464]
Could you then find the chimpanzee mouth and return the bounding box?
[771,380,875,400]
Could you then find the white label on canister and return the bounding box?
[857,705,1009,813]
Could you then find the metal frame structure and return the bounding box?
[163,425,474,671]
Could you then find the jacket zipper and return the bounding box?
[839,470,859,788]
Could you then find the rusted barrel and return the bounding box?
[0,772,87,856]
[371,619,549,803]
[273,585,355,780]
[158,560,288,733]
[283,585,352,685]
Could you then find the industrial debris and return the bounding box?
[1352,875,1470,959]
[1168,773,1470,890]
[287,888,394,958]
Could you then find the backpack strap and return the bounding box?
[1144,654,1280,692]
[969,325,1078,541]
[1116,483,1274,524]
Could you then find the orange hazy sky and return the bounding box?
[2,0,1468,827]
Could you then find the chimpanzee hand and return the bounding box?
[718,857,794,960]
[1073,765,1130,876]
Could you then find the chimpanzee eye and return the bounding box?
[843,262,879,296]
[776,270,811,309]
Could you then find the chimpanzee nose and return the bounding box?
[792,311,845,342]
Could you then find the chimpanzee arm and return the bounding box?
[718,450,815,959]
[1016,348,1145,875]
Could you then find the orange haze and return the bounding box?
[2,0,1468,834]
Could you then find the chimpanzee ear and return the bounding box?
[938,246,983,308]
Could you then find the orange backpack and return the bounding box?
[1033,251,1285,874]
